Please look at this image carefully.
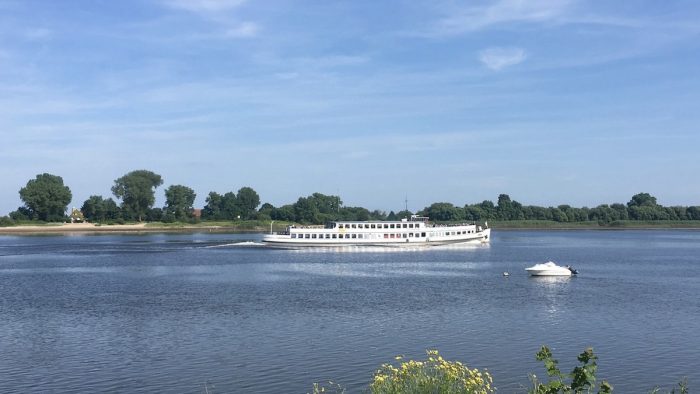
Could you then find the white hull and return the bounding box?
[526,269,572,277]
[526,261,574,276]
[263,219,490,248]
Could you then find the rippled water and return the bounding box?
[1,230,699,393]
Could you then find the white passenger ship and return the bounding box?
[263,216,490,247]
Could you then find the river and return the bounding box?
[1,230,698,392]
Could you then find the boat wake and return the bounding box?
[203,241,266,248]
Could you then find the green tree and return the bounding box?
[111,170,163,222]
[271,205,295,221]
[423,202,462,222]
[202,192,224,220]
[19,173,72,222]
[236,186,260,219]
[627,192,658,208]
[395,210,413,220]
[688,206,700,220]
[164,184,196,221]
[294,197,319,223]
[369,210,387,220]
[221,192,239,219]
[9,206,33,221]
[81,195,122,223]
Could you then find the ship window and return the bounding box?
[291,234,296,238]
[345,234,350,239]
[338,224,344,229]
[325,234,330,239]
[409,224,413,228]
[384,234,388,238]
[332,234,337,239]
[363,224,368,229]
[370,224,376,228]
[312,234,317,239]
[305,234,310,239]
[409,233,414,237]
[403,224,407,228]
[389,234,395,238]
[403,233,408,238]
[421,232,426,237]
[351,234,356,239]
[390,224,395,229]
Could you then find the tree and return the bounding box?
[9,207,32,221]
[627,192,658,208]
[164,184,196,221]
[395,210,413,220]
[496,194,524,220]
[221,192,239,219]
[111,170,163,222]
[271,205,295,221]
[236,187,260,219]
[423,202,462,222]
[81,195,122,223]
[202,192,224,220]
[294,197,319,223]
[19,173,72,222]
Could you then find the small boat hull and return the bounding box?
[525,261,576,276]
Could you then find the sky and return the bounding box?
[1,0,699,215]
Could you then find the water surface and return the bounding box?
[1,230,698,392]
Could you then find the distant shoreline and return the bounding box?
[2,220,700,235]
[0,222,268,235]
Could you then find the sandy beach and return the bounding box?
[0,222,227,234]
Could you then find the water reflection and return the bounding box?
[528,276,573,285]
[528,276,573,318]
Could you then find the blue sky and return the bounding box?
[1,0,699,214]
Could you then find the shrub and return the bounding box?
[312,346,688,394]
[529,346,612,394]
[0,216,14,227]
[369,349,493,394]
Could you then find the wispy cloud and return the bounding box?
[431,0,574,36]
[161,0,258,39]
[162,0,247,13]
[478,47,527,70]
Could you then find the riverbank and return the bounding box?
[489,220,700,229]
[0,222,279,235]
[2,220,700,235]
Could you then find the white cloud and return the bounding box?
[163,0,247,13]
[478,47,527,70]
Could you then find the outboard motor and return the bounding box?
[568,266,578,275]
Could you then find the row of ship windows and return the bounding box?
[291,230,475,239]
[337,223,420,229]
[292,233,425,239]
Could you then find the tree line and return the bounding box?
[3,170,700,225]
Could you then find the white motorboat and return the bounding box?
[525,261,578,276]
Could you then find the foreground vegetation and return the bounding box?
[312,346,688,394]
[4,170,700,228]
